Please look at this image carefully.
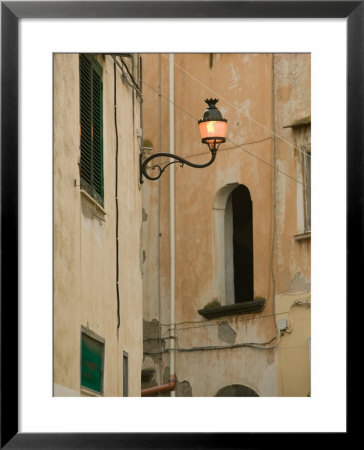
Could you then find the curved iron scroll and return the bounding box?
[140,149,217,183]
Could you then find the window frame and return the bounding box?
[79,53,104,207]
[123,351,128,397]
[229,184,254,304]
[80,327,105,396]
[302,143,311,233]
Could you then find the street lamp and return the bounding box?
[139,98,227,183]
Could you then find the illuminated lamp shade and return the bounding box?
[198,98,227,150]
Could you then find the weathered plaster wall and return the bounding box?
[275,293,311,396]
[54,54,143,396]
[141,54,276,395]
[273,54,311,294]
[273,54,311,396]
[141,53,310,396]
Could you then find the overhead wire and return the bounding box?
[119,55,142,94]
[144,343,309,355]
[140,54,310,353]
[285,297,311,334]
[111,55,142,97]
[144,298,310,353]
[162,54,311,159]
[144,334,279,355]
[141,77,303,185]
[150,304,310,338]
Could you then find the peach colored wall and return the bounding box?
[141,53,310,396]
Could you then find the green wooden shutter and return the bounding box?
[80,55,92,189]
[81,332,104,393]
[79,54,103,206]
[91,67,103,201]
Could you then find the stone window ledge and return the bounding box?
[80,386,102,397]
[198,299,266,320]
[294,231,311,241]
[80,189,107,218]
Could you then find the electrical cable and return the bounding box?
[114,61,121,330]
[119,56,142,94]
[145,298,310,347]
[226,136,303,185]
[285,297,311,333]
[158,136,273,161]
[141,77,303,185]
[144,334,279,355]
[152,306,309,337]
[144,343,308,355]
[140,55,310,353]
[162,54,311,159]
[112,55,145,331]
[111,55,142,97]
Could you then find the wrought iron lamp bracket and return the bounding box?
[139,140,222,184]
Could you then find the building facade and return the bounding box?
[53,54,143,396]
[53,53,311,397]
[141,53,311,396]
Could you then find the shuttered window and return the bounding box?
[79,54,104,206]
[81,330,104,394]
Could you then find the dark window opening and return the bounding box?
[227,185,254,303]
[123,351,128,397]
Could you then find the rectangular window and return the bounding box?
[123,351,128,397]
[302,145,311,232]
[81,329,104,394]
[79,54,104,206]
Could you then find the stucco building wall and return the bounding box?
[273,54,311,396]
[141,53,310,396]
[53,54,143,396]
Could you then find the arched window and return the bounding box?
[213,184,254,305]
[226,185,253,303]
[215,384,259,397]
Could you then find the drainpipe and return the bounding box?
[141,375,176,397]
[271,54,279,340]
[169,53,176,396]
[157,54,163,390]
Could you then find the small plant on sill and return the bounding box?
[203,298,221,310]
[253,296,266,302]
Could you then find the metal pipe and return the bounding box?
[157,53,163,390]
[141,375,176,396]
[169,53,176,397]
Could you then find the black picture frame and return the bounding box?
[1,1,355,448]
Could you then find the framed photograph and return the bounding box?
[1,1,355,447]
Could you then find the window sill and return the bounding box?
[294,231,311,241]
[80,189,107,216]
[198,299,266,320]
[80,386,103,397]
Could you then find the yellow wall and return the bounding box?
[53,54,143,396]
[275,294,311,396]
